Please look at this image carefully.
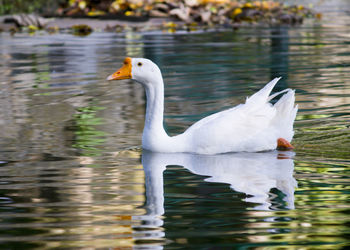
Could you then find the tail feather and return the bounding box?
[244,77,297,142]
[273,90,298,141]
[267,88,291,102]
[246,77,281,105]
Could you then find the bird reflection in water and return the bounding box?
[133,150,297,240]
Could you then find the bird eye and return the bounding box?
[137,62,142,66]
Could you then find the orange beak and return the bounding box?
[107,57,132,81]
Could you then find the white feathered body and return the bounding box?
[174,78,298,154]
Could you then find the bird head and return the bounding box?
[107,57,161,85]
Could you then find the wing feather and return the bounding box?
[183,78,283,153]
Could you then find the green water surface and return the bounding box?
[0,4,349,249]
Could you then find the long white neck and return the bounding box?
[141,73,170,150]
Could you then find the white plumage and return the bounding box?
[107,57,298,154]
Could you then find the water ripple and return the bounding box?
[0,10,350,248]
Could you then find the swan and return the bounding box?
[107,57,298,154]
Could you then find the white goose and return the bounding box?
[107,57,298,154]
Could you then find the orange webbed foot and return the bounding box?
[277,138,294,151]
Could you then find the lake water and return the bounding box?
[0,4,349,249]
